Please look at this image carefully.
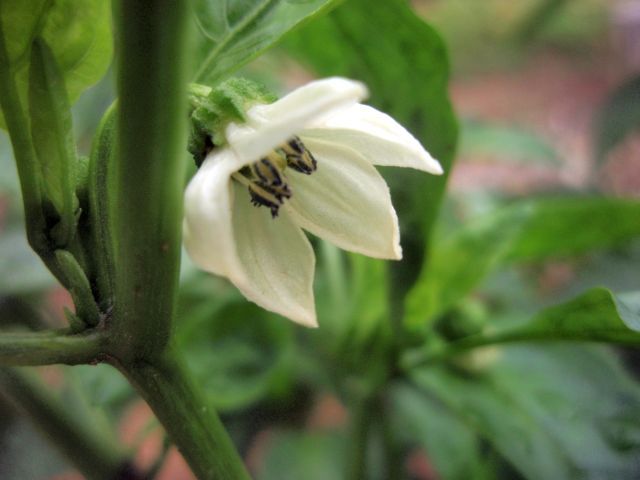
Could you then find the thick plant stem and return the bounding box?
[111,0,188,361]
[118,349,251,480]
[0,329,105,366]
[0,367,137,480]
[111,1,250,477]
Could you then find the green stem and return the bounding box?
[0,329,105,366]
[117,349,251,480]
[111,0,188,361]
[346,396,373,480]
[0,367,137,480]
[399,326,636,371]
[401,331,521,370]
[378,395,402,480]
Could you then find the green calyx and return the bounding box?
[187,77,276,166]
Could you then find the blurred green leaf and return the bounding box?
[405,202,527,327]
[405,197,640,327]
[484,288,640,346]
[392,384,497,480]
[68,364,134,411]
[594,75,640,165]
[177,274,295,411]
[505,198,640,261]
[192,0,341,85]
[0,0,113,129]
[404,288,640,370]
[284,0,458,261]
[461,119,560,165]
[258,430,346,480]
[411,345,640,480]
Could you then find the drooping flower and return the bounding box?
[183,77,442,327]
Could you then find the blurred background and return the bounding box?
[1,0,639,478]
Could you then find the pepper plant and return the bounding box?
[1,1,640,479]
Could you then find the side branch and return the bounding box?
[0,329,105,366]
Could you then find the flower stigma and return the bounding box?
[231,135,318,218]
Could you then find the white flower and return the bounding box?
[183,77,442,327]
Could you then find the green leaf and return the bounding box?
[593,75,640,165]
[192,0,341,85]
[0,0,113,129]
[405,197,640,327]
[411,345,640,480]
[489,288,640,345]
[28,38,77,244]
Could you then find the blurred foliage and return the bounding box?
[176,271,296,412]
[1,0,640,479]
[460,120,561,165]
[415,0,609,72]
[405,197,640,327]
[593,75,640,166]
[258,430,346,480]
[405,344,640,480]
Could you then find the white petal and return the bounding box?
[302,104,443,174]
[183,149,247,284]
[231,182,317,327]
[284,140,402,260]
[226,77,368,162]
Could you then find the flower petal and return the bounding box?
[183,149,247,284]
[226,77,368,162]
[231,182,317,327]
[302,104,443,174]
[284,140,402,260]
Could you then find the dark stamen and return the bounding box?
[287,136,305,154]
[281,136,317,175]
[241,136,317,217]
[248,181,291,218]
